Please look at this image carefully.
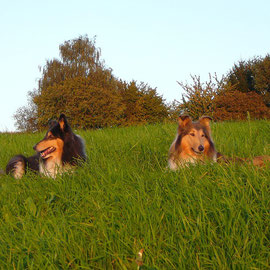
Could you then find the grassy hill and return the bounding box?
[0,120,269,269]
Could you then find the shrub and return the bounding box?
[214,91,270,120]
[178,74,225,120]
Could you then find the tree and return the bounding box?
[13,91,38,132]
[214,91,270,120]
[226,59,256,93]
[33,35,117,129]
[177,74,225,120]
[226,55,270,105]
[38,35,105,92]
[167,99,181,121]
[177,56,270,122]
[34,77,125,128]
[14,35,169,130]
[14,35,112,130]
[120,81,168,125]
[253,54,270,105]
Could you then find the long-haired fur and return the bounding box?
[168,115,217,170]
[6,114,87,178]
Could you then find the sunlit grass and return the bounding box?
[0,120,269,269]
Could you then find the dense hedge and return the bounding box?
[214,91,270,120]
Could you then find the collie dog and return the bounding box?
[168,115,217,170]
[6,114,87,178]
[168,115,270,169]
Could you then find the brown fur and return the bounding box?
[168,115,217,170]
[168,115,270,170]
[252,155,270,166]
[217,152,270,167]
[34,131,64,164]
[34,131,65,178]
[6,114,87,179]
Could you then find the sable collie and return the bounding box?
[6,114,87,178]
[168,115,270,169]
[168,115,217,170]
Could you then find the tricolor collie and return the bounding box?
[168,115,217,170]
[6,114,87,178]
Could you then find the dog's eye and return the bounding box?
[48,135,54,139]
[201,134,205,137]
[190,133,195,136]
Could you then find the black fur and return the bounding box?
[6,154,39,175]
[6,114,86,178]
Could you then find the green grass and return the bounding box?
[0,120,269,269]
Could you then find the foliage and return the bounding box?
[214,90,270,120]
[177,55,270,121]
[0,121,270,268]
[34,77,125,128]
[177,74,226,119]
[38,35,105,92]
[226,55,270,105]
[13,91,38,132]
[167,99,181,121]
[227,59,256,93]
[13,35,270,127]
[253,54,270,105]
[14,36,168,131]
[120,81,168,125]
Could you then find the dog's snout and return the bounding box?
[198,145,204,152]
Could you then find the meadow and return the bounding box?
[0,120,269,269]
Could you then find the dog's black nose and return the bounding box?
[198,145,204,152]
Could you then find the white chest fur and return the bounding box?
[39,158,74,178]
[39,158,62,178]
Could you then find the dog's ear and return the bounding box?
[199,116,212,126]
[178,115,192,127]
[58,114,68,131]
[199,116,212,134]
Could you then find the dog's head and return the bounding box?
[33,114,71,160]
[176,115,213,156]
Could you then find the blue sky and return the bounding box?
[1,0,270,131]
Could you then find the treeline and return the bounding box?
[14,36,168,131]
[14,36,270,131]
[177,56,270,120]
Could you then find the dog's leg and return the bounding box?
[6,155,27,179]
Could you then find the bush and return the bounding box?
[14,36,168,131]
[178,74,225,120]
[214,91,270,120]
